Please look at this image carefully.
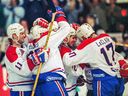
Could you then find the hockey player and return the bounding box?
[71,23,93,96]
[59,26,87,96]
[29,6,70,96]
[62,23,128,96]
[5,23,49,96]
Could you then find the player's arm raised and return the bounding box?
[48,6,70,48]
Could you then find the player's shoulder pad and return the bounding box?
[59,44,71,58]
[6,46,18,63]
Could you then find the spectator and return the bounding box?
[52,0,67,7]
[90,0,108,31]
[0,37,8,67]
[77,0,90,24]
[118,23,128,41]
[52,0,59,6]
[0,38,5,66]
[64,0,84,23]
[85,14,102,33]
[106,0,122,32]
[23,0,49,30]
[76,0,90,17]
[20,18,29,34]
[0,0,6,36]
[3,0,25,29]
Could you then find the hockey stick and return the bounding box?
[115,42,128,47]
[31,1,56,96]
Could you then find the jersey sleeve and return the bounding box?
[5,47,33,77]
[62,49,91,67]
[33,18,70,49]
[59,45,83,76]
[48,19,70,48]
[62,41,93,67]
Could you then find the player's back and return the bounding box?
[78,33,120,76]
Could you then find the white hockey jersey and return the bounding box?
[63,34,121,76]
[30,17,70,79]
[4,45,34,91]
[59,44,84,95]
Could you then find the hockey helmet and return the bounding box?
[7,23,25,39]
[30,25,48,39]
[63,27,76,44]
[76,23,95,41]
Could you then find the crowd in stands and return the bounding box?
[0,0,128,65]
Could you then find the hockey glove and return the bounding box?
[119,60,128,78]
[29,51,40,65]
[76,75,86,86]
[29,48,50,65]
[35,47,50,63]
[47,6,66,19]
[33,18,49,28]
[55,6,65,17]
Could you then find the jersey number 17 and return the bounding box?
[100,43,115,66]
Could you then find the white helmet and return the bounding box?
[7,23,25,39]
[63,27,76,44]
[30,25,48,39]
[48,21,58,32]
[67,27,76,39]
[76,23,95,40]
